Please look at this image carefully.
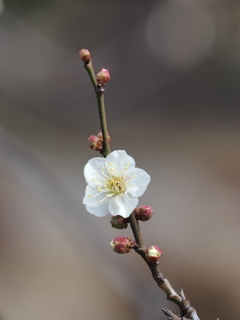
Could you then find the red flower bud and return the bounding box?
[110,215,128,229]
[79,48,90,62]
[110,236,131,254]
[145,246,163,263]
[88,135,102,151]
[96,68,110,84]
[97,131,111,142]
[134,206,153,222]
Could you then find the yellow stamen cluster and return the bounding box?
[88,162,137,205]
[106,176,126,195]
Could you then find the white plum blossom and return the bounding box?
[83,150,151,218]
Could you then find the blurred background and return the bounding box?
[0,0,239,319]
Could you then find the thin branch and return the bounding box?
[129,214,184,306]
[84,60,97,90]
[128,213,200,319]
[128,212,145,249]
[82,53,200,320]
[83,60,110,157]
[96,89,110,157]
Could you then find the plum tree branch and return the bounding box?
[129,214,200,319]
[81,51,200,320]
[83,60,110,157]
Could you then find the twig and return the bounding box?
[161,308,182,320]
[129,213,200,319]
[82,53,200,320]
[83,60,110,157]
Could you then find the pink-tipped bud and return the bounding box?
[110,215,128,230]
[97,131,111,142]
[134,206,153,222]
[79,49,90,62]
[110,236,131,254]
[96,68,110,84]
[145,246,163,263]
[88,135,102,151]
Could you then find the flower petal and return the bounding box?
[84,157,106,189]
[86,202,109,217]
[83,185,105,205]
[128,168,150,197]
[105,150,135,176]
[108,193,139,218]
[83,186,109,217]
[83,186,110,217]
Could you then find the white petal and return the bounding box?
[83,185,106,205]
[83,185,110,217]
[105,150,135,176]
[108,193,139,218]
[84,157,106,189]
[128,168,150,197]
[86,201,109,217]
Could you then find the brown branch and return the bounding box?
[81,52,200,320]
[129,213,200,320]
[83,60,110,157]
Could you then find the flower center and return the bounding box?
[106,176,126,195]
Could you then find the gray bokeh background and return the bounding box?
[0,0,239,319]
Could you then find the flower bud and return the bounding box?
[79,48,90,62]
[134,206,153,222]
[145,246,163,263]
[96,68,110,84]
[110,215,128,229]
[97,131,111,142]
[88,135,102,151]
[110,236,131,254]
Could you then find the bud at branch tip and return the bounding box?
[79,48,90,63]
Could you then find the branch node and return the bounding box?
[130,240,139,250]
[83,61,90,67]
[167,294,180,301]
[96,85,105,93]
[153,273,164,284]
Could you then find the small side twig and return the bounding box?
[161,308,182,320]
